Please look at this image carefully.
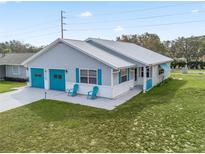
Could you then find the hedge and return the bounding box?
[171,60,205,69]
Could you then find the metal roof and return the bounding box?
[86,38,173,65]
[63,39,135,69]
[0,53,35,65]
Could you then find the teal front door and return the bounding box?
[146,79,152,91]
[31,68,44,88]
[49,69,65,91]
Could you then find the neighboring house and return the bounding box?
[0,53,35,81]
[23,38,173,98]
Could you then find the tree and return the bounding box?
[0,40,43,54]
[117,33,205,62]
[165,36,202,62]
[117,33,169,56]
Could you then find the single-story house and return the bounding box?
[23,38,173,98]
[0,53,35,81]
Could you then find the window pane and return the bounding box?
[80,77,88,83]
[89,70,96,77]
[121,76,127,83]
[141,67,144,77]
[80,70,88,77]
[54,74,58,79]
[58,75,62,79]
[121,69,126,76]
[35,74,42,77]
[159,66,164,75]
[146,67,149,78]
[89,77,97,84]
[134,68,137,81]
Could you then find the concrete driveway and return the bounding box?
[0,87,45,113]
[0,87,142,113]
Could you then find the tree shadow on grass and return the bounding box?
[113,78,188,117]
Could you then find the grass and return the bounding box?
[0,81,26,93]
[0,72,205,152]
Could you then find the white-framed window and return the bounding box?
[134,68,137,81]
[12,66,20,75]
[121,69,127,83]
[80,69,97,84]
[139,67,152,78]
[139,67,144,77]
[146,67,152,78]
[158,66,164,75]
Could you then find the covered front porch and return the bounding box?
[111,65,153,94]
[111,62,170,94]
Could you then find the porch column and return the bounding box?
[110,69,114,99]
[143,66,147,93]
[111,69,114,86]
[44,68,49,90]
[27,67,31,86]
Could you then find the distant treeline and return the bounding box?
[171,60,205,69]
[117,33,205,67]
[1,34,205,70]
[0,40,43,54]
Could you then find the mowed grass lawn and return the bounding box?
[0,72,205,152]
[0,81,26,93]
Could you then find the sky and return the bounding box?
[0,1,205,46]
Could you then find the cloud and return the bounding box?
[114,26,124,32]
[191,9,199,13]
[80,11,92,17]
[0,1,7,4]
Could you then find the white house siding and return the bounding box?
[27,42,114,98]
[110,68,135,97]
[112,80,135,98]
[5,65,27,79]
[152,64,171,87]
[134,67,145,86]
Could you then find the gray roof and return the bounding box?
[86,38,173,65]
[63,39,135,69]
[0,53,35,65]
[24,37,173,68]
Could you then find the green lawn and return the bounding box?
[0,72,205,152]
[0,81,26,93]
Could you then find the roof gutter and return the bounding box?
[149,59,174,66]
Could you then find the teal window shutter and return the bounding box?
[76,68,79,83]
[127,68,130,80]
[98,69,102,85]
[119,70,121,84]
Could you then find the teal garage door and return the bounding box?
[31,68,44,88]
[49,69,65,91]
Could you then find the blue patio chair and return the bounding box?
[67,84,79,96]
[87,86,99,99]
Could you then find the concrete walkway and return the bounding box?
[0,87,142,112]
